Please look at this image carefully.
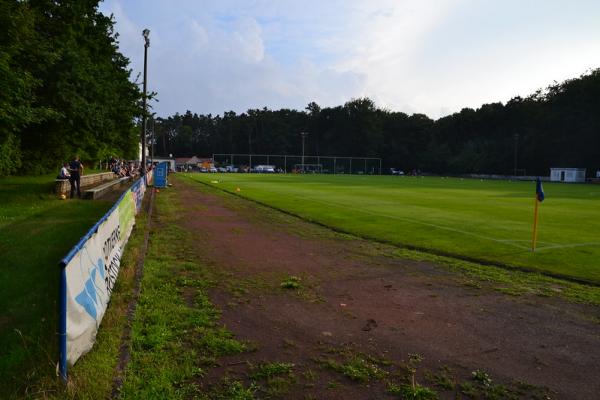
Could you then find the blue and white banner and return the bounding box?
[58,174,151,379]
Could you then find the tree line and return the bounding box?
[0,0,141,176]
[153,69,600,176]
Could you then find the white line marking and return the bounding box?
[285,193,532,250]
[534,242,600,251]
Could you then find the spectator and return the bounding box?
[58,163,70,179]
[69,155,84,198]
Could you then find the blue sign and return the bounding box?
[154,161,168,188]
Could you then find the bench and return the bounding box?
[84,177,130,200]
[55,172,117,196]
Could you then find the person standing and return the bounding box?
[69,155,84,198]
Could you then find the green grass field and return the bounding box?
[184,173,600,284]
[0,175,112,395]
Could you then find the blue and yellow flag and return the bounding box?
[536,177,545,202]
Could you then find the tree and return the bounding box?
[0,0,142,175]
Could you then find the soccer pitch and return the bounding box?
[184,173,600,284]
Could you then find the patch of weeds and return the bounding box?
[387,354,437,399]
[513,380,551,399]
[230,285,250,298]
[250,362,295,380]
[424,366,455,390]
[458,370,539,400]
[460,382,478,397]
[198,355,218,367]
[231,227,244,235]
[494,286,528,296]
[327,380,339,389]
[280,275,302,289]
[471,369,492,387]
[296,282,324,303]
[210,379,258,400]
[197,327,248,356]
[365,353,393,367]
[224,276,270,301]
[323,356,387,384]
[387,381,438,399]
[178,276,212,289]
[482,384,515,400]
[462,279,482,289]
[250,362,296,398]
[263,375,296,398]
[282,339,297,349]
[302,368,318,382]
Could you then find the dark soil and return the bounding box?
[175,178,600,399]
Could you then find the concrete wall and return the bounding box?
[55,172,116,195]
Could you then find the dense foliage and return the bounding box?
[0,0,140,175]
[155,70,600,176]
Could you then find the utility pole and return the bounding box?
[141,29,150,175]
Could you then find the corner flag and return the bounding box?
[536,177,545,202]
[531,177,544,251]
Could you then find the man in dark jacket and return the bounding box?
[69,155,84,198]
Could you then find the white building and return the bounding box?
[550,168,586,183]
[151,157,176,171]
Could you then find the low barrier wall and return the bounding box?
[55,172,116,195]
[57,170,153,380]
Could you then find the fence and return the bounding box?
[57,170,153,381]
[456,173,549,181]
[213,153,382,174]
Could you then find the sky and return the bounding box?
[99,0,600,119]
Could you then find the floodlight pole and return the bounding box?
[141,29,150,176]
[300,132,308,172]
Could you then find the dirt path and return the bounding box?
[175,178,600,399]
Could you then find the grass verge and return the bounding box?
[0,175,113,397]
[117,184,250,399]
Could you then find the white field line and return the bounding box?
[285,193,531,250]
[283,192,598,252]
[533,242,600,251]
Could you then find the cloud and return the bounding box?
[100,0,600,118]
[101,0,369,116]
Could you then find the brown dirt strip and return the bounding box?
[175,177,600,399]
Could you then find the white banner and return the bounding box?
[60,177,147,368]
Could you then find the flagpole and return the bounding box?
[531,196,540,252]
